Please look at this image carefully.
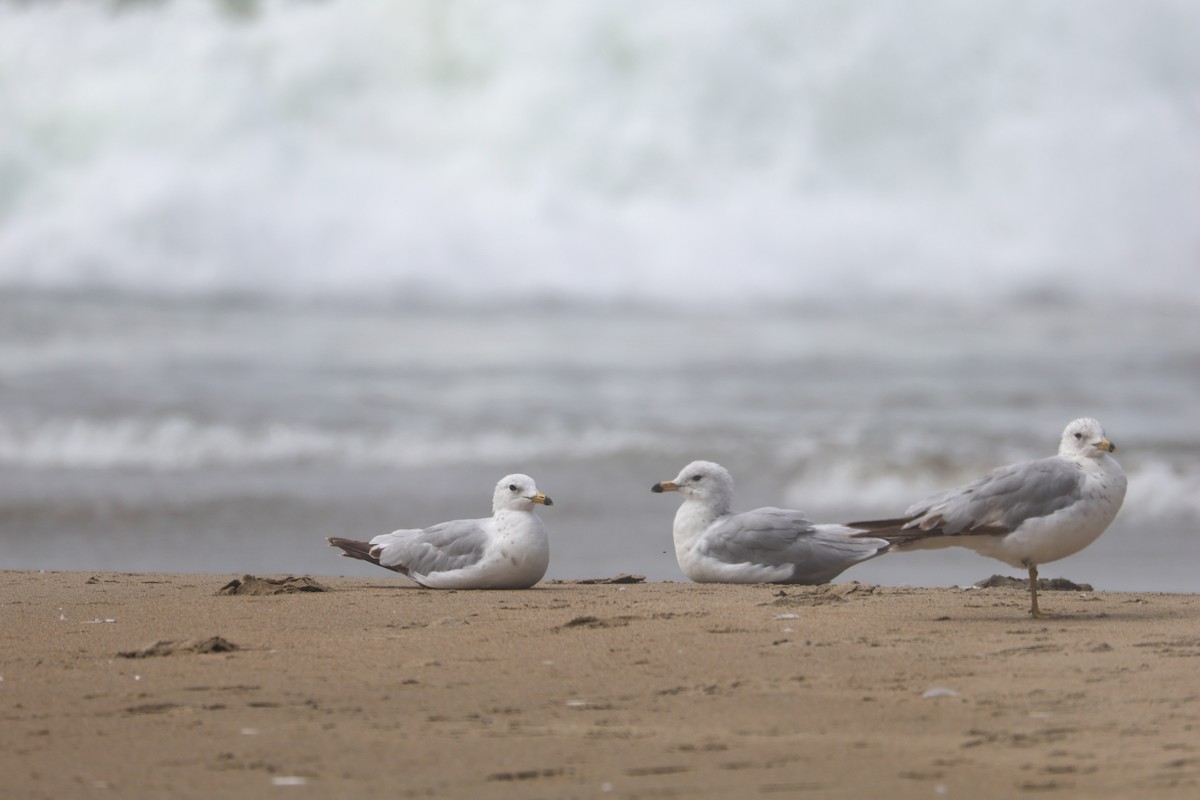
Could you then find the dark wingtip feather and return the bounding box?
[844,518,933,545]
[326,536,415,575]
[326,536,381,565]
[845,517,912,532]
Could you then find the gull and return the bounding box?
[651,460,890,584]
[327,474,552,589]
[849,418,1127,617]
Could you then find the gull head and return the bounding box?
[1058,417,1117,459]
[652,460,735,511]
[493,474,553,513]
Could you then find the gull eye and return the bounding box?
[509,484,518,492]
[691,474,703,482]
[1074,432,1083,440]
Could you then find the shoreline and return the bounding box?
[3,571,1198,798]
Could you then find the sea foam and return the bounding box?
[1,0,1197,307]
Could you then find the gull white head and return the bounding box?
[652,460,735,513]
[1058,418,1117,460]
[492,474,553,513]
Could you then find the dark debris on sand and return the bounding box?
[118,636,240,659]
[975,574,1093,592]
[550,574,646,585]
[217,575,329,596]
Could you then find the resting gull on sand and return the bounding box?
[327,474,552,589]
[652,460,890,584]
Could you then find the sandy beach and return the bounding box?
[3,572,1199,798]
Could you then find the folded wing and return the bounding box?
[851,457,1086,542]
[370,519,492,579]
[703,507,889,584]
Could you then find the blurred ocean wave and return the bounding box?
[1,413,1197,526]
[1,0,1197,306]
[0,294,1196,591]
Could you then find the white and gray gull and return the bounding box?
[651,460,890,584]
[848,417,1127,617]
[327,474,552,589]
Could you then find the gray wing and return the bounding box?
[906,456,1085,535]
[370,519,491,577]
[703,507,887,584]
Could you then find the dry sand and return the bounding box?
[2,570,1198,799]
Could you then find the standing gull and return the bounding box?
[652,460,890,584]
[849,418,1127,617]
[327,474,552,589]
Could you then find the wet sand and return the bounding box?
[2,571,1198,798]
